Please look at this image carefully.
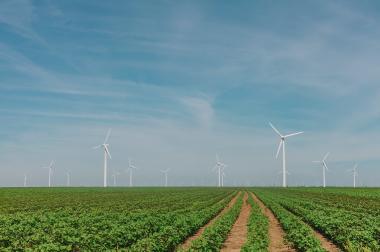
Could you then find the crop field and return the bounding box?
[0,187,379,252]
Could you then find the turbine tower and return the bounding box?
[23,173,27,187]
[160,169,170,187]
[66,170,71,187]
[213,154,227,187]
[313,152,330,188]
[93,129,112,187]
[349,163,358,188]
[269,122,303,187]
[43,160,55,187]
[112,170,120,186]
[126,158,138,187]
[221,167,226,187]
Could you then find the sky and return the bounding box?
[0,0,380,187]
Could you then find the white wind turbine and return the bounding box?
[221,167,226,187]
[112,170,120,186]
[23,173,27,187]
[313,152,330,188]
[43,160,55,187]
[269,122,303,187]
[160,169,170,187]
[126,158,138,187]
[213,154,227,187]
[348,163,358,188]
[93,129,112,187]
[66,170,71,187]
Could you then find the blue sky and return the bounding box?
[1,0,380,187]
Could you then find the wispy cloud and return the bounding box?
[180,95,214,129]
[0,1,380,186]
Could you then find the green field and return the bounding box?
[0,187,378,251]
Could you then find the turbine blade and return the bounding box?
[275,140,283,159]
[323,152,330,161]
[92,145,102,149]
[312,161,321,163]
[269,122,282,137]
[323,161,329,170]
[284,131,304,138]
[104,146,112,159]
[104,128,112,144]
[212,164,218,171]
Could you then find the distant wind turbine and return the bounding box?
[348,163,358,188]
[160,169,170,187]
[313,153,330,188]
[213,154,227,187]
[93,129,112,187]
[23,173,27,187]
[126,158,138,187]
[43,160,55,187]
[221,167,226,187]
[269,122,303,187]
[66,170,71,187]
[112,170,120,186]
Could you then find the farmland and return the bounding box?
[0,187,379,251]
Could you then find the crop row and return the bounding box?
[254,190,326,252]
[0,188,232,213]
[127,192,237,252]
[0,188,236,251]
[185,192,244,252]
[280,188,379,217]
[241,192,269,252]
[271,193,379,251]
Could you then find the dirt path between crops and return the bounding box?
[250,192,295,252]
[220,192,251,252]
[177,191,241,251]
[312,228,340,252]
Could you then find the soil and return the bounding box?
[250,192,295,252]
[177,191,241,250]
[220,192,251,252]
[313,229,340,252]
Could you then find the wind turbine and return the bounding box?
[213,154,226,187]
[112,170,120,186]
[269,122,303,187]
[312,152,330,188]
[126,158,138,187]
[93,129,112,187]
[348,163,358,188]
[23,173,27,187]
[221,167,226,187]
[160,169,170,187]
[66,170,71,187]
[43,160,55,187]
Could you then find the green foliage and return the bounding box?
[254,188,380,251]
[186,193,244,252]
[241,193,269,252]
[254,191,326,252]
[0,187,236,251]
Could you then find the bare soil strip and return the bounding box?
[312,228,340,252]
[250,192,295,252]
[178,191,241,251]
[220,192,251,252]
